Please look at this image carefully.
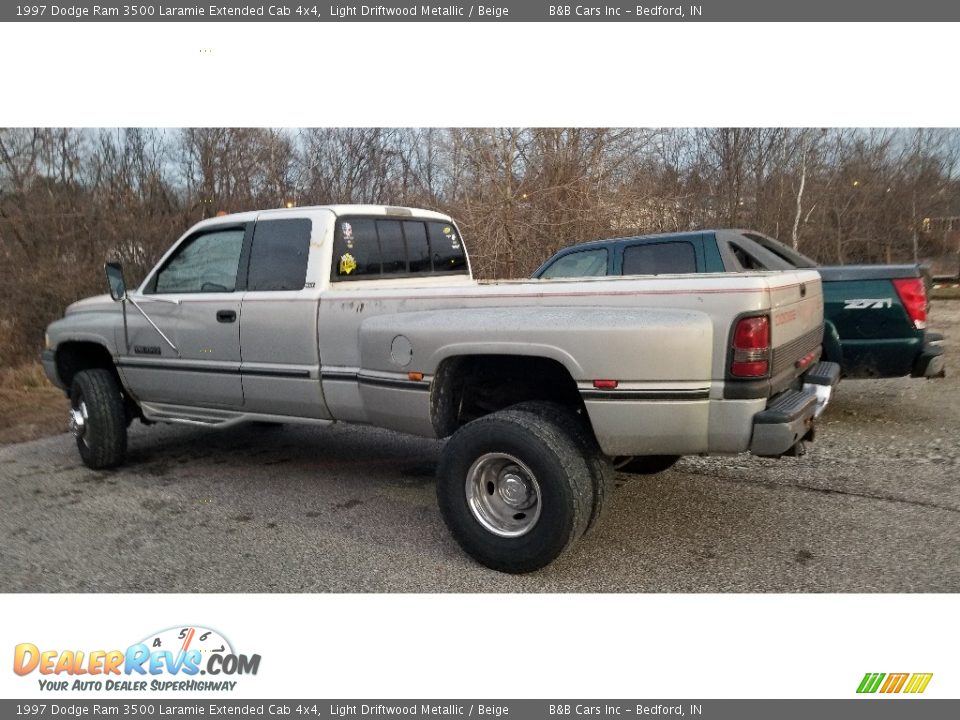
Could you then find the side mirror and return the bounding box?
[104,261,127,301]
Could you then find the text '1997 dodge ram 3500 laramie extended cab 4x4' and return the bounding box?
[534,229,946,380]
[42,205,840,573]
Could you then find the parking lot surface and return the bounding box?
[2,304,958,592]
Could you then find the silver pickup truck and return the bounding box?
[42,204,839,572]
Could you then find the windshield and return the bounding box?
[539,248,608,278]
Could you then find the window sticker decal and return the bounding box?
[339,253,357,275]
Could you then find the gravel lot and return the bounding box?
[1,303,958,592]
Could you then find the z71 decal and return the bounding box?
[844,298,893,310]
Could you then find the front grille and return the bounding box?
[771,325,823,376]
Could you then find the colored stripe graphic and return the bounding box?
[857,672,932,694]
[857,673,885,693]
[880,673,909,693]
[904,673,933,694]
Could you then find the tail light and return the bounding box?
[731,315,770,378]
[892,277,927,330]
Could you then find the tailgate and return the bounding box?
[767,270,824,388]
[725,270,824,400]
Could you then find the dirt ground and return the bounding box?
[0,364,67,446]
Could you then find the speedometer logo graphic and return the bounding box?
[140,626,234,659]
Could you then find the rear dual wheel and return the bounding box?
[509,401,614,534]
[436,403,607,574]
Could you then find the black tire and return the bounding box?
[615,455,680,475]
[509,401,615,535]
[436,407,594,573]
[70,369,127,469]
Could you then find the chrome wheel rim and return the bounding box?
[69,400,90,447]
[465,453,541,537]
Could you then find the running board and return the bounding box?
[139,402,334,429]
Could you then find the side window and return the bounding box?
[428,221,468,273]
[153,228,245,294]
[377,220,407,274]
[334,219,380,278]
[540,249,609,278]
[622,242,696,275]
[246,218,312,291]
[729,242,769,271]
[404,221,431,273]
[332,217,469,280]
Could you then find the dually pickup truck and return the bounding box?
[42,205,839,572]
[534,229,946,380]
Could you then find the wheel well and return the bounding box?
[431,354,585,438]
[821,320,842,365]
[56,342,118,390]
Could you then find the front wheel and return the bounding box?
[436,407,594,573]
[69,369,127,469]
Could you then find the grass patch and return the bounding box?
[931,285,960,300]
[0,363,51,390]
[0,363,68,446]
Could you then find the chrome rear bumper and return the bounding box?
[750,361,841,457]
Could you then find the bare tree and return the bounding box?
[2,126,960,366]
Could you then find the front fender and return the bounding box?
[48,324,119,360]
[44,312,122,390]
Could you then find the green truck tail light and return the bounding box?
[892,277,928,330]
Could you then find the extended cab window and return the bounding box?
[404,221,431,273]
[729,242,769,271]
[428,222,468,273]
[153,227,245,294]
[333,218,468,280]
[246,218,312,291]
[622,241,696,275]
[377,220,407,274]
[540,248,608,278]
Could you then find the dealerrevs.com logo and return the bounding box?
[857,672,933,694]
[13,626,261,692]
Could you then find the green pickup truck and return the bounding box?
[533,230,945,379]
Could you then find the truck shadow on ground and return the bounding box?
[114,421,828,591]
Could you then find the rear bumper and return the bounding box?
[750,361,841,457]
[911,334,945,378]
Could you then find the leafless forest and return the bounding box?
[2,127,959,365]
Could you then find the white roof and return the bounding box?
[190,204,453,231]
